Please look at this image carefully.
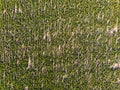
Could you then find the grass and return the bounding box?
[0,0,120,90]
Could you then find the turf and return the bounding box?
[0,0,120,90]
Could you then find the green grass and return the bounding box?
[0,0,120,90]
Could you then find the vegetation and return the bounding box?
[0,0,120,89]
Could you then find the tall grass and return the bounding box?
[0,0,120,89]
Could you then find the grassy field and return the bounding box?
[0,0,120,90]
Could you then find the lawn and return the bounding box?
[0,0,120,90]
